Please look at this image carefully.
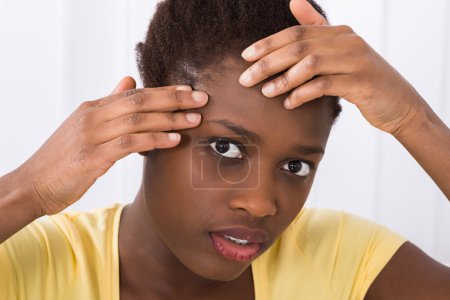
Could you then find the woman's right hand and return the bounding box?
[12,77,208,216]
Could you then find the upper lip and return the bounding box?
[211,227,270,243]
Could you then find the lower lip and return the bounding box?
[209,233,262,262]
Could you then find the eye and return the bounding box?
[208,138,243,159]
[281,160,311,177]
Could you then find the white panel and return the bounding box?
[377,0,447,259]
[62,0,127,110]
[62,0,130,211]
[308,0,385,220]
[0,0,64,174]
[316,0,385,50]
[65,0,158,211]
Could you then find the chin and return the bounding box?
[184,256,250,281]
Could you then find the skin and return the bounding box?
[1,0,449,299]
[119,58,334,299]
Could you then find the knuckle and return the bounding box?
[75,111,94,131]
[78,100,95,111]
[305,55,321,69]
[166,112,177,125]
[278,74,290,90]
[146,133,157,147]
[127,91,143,106]
[127,113,141,125]
[118,135,133,148]
[318,77,332,90]
[292,25,307,40]
[174,91,183,104]
[255,38,271,52]
[289,41,310,58]
[350,34,366,48]
[338,25,354,34]
[256,59,270,75]
[123,89,137,98]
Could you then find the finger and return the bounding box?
[290,0,329,26]
[98,90,208,123]
[261,54,355,98]
[97,85,193,107]
[110,76,137,95]
[95,111,202,144]
[241,25,347,61]
[95,131,182,164]
[240,37,345,87]
[284,74,352,109]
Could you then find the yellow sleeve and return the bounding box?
[0,204,123,300]
[294,208,407,300]
[0,216,76,300]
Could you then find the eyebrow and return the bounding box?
[204,119,325,155]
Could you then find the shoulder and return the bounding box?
[0,203,125,298]
[258,207,408,299]
[293,207,407,274]
[9,203,125,253]
[47,203,125,242]
[288,207,405,253]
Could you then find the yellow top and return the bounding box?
[0,204,406,300]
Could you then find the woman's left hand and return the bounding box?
[239,0,428,136]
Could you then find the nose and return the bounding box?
[228,173,277,218]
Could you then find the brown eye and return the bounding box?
[215,140,230,154]
[282,160,310,177]
[209,139,243,159]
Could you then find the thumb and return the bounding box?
[290,0,329,26]
[110,76,137,95]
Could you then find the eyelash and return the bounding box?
[206,137,315,177]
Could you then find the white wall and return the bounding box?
[0,0,449,264]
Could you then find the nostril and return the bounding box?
[229,195,277,218]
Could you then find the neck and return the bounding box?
[118,187,252,298]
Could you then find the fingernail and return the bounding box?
[186,113,201,123]
[192,91,207,103]
[176,86,192,91]
[262,83,276,97]
[239,71,252,85]
[168,133,181,141]
[242,46,256,60]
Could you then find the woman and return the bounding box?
[1,0,449,299]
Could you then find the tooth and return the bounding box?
[223,235,249,245]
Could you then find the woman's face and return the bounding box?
[142,58,334,281]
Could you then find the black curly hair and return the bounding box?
[136,0,342,121]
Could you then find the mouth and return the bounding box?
[208,228,269,262]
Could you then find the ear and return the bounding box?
[289,0,329,25]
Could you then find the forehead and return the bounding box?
[186,58,333,148]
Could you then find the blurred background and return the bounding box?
[0,0,449,264]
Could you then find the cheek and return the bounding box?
[144,149,193,219]
[274,173,317,229]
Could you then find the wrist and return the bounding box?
[392,98,436,141]
[0,168,45,220]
